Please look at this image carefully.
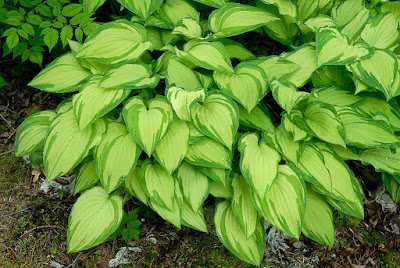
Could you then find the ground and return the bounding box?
[1,64,400,268]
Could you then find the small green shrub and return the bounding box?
[0,0,100,66]
[14,0,400,266]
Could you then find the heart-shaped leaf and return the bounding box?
[316,27,372,66]
[166,87,205,121]
[190,93,239,149]
[214,62,268,112]
[123,96,173,156]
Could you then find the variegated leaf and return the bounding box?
[301,187,335,247]
[176,161,209,212]
[116,0,163,20]
[99,63,159,89]
[175,40,234,73]
[166,87,205,121]
[67,187,123,252]
[95,122,141,193]
[190,93,239,149]
[238,103,275,133]
[361,12,399,49]
[382,173,400,203]
[347,49,398,100]
[270,79,309,113]
[250,55,300,82]
[360,146,400,175]
[158,0,200,27]
[172,18,202,38]
[198,167,229,186]
[124,165,149,205]
[28,53,91,93]
[122,96,173,156]
[74,159,100,195]
[209,2,277,38]
[140,160,176,210]
[76,21,152,65]
[44,108,103,181]
[251,165,306,239]
[154,119,189,173]
[231,174,259,238]
[238,133,280,197]
[214,200,266,267]
[73,76,129,129]
[214,62,268,112]
[165,59,202,91]
[181,200,208,232]
[15,110,56,157]
[316,27,372,66]
[185,137,232,169]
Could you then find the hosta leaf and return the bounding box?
[122,96,173,156]
[270,79,309,113]
[311,86,361,106]
[263,16,298,46]
[82,0,106,13]
[355,97,400,131]
[190,93,239,149]
[74,159,100,195]
[116,0,163,20]
[282,113,309,142]
[124,166,149,205]
[140,160,176,210]
[166,87,205,121]
[304,15,336,32]
[210,178,233,199]
[251,165,306,239]
[273,125,304,163]
[185,137,232,169]
[172,18,202,38]
[381,2,400,23]
[301,187,335,247]
[313,144,360,202]
[95,122,141,193]
[214,62,268,112]
[154,119,189,173]
[165,59,202,91]
[360,147,400,175]
[382,173,400,203]
[281,45,318,87]
[176,161,209,212]
[341,9,371,42]
[194,0,227,8]
[100,63,159,90]
[260,0,297,20]
[291,101,346,147]
[158,0,200,27]
[238,133,280,197]
[361,12,399,50]
[331,0,366,27]
[219,39,255,61]
[76,21,152,65]
[72,76,130,129]
[214,200,266,266]
[324,174,364,219]
[67,187,123,252]
[209,2,277,38]
[347,49,398,100]
[316,27,371,66]
[198,167,229,186]
[187,122,206,144]
[336,107,399,148]
[250,55,300,82]
[238,103,275,133]
[181,200,208,232]
[231,174,259,238]
[175,41,234,73]
[28,53,91,93]
[149,181,182,228]
[15,110,56,157]
[312,65,353,88]
[44,108,102,181]
[296,0,319,21]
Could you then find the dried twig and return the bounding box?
[0,149,15,156]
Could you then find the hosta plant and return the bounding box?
[14,0,400,265]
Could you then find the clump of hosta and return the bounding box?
[14,0,400,265]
